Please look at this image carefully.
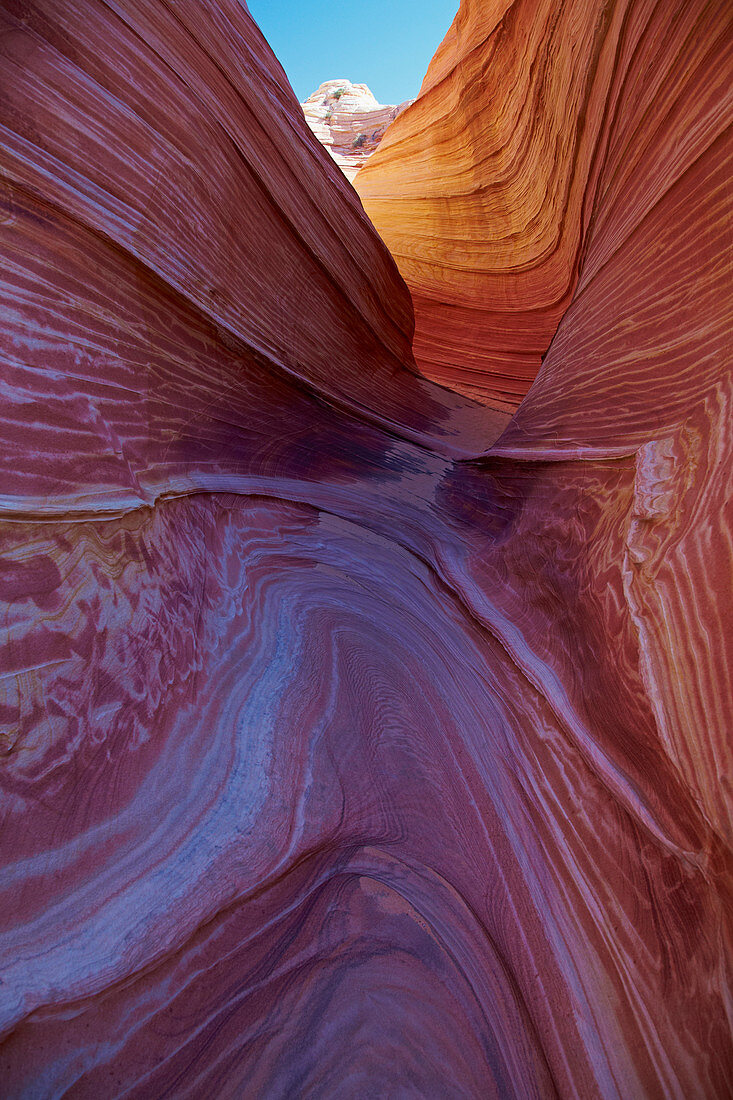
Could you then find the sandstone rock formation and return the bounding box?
[0,0,731,1097]
[302,79,412,181]
[355,0,733,413]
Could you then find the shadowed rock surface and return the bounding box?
[0,0,731,1096]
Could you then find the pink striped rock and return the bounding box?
[0,0,730,1096]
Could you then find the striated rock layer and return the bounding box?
[0,0,731,1097]
[302,80,412,181]
[355,0,733,411]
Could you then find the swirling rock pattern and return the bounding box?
[0,0,731,1097]
[354,0,733,413]
[302,80,412,182]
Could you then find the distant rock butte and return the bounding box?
[302,80,412,181]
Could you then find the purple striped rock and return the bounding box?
[0,0,731,1096]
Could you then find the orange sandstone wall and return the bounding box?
[356,0,731,412]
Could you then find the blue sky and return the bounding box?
[247,0,459,105]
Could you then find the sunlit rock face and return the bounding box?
[302,79,412,181]
[356,0,733,413]
[1,0,731,1097]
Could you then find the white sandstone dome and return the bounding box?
[301,80,413,182]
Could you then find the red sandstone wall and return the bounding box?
[0,0,731,1096]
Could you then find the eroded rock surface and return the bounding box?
[302,79,412,181]
[0,0,731,1097]
[355,0,733,414]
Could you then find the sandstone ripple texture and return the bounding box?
[0,0,731,1097]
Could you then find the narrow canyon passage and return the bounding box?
[0,0,731,1097]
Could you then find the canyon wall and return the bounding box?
[0,0,731,1097]
[355,0,733,413]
